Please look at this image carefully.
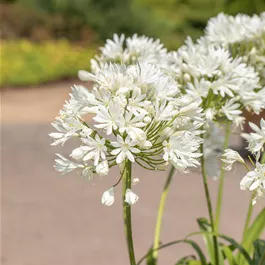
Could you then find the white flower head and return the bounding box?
[51,45,203,204]
[125,189,139,205]
[101,187,115,206]
[205,13,265,46]
[166,37,261,126]
[90,34,167,71]
[205,13,265,85]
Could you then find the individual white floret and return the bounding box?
[240,163,265,205]
[222,149,244,171]
[242,119,265,159]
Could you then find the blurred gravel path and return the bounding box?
[1,82,263,265]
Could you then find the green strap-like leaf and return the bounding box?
[218,234,253,265]
[186,230,253,265]
[197,218,214,264]
[137,239,207,265]
[238,207,265,265]
[146,246,156,265]
[175,255,196,265]
[221,245,237,265]
[253,239,265,265]
[197,218,225,265]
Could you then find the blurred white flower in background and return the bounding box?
[205,12,265,85]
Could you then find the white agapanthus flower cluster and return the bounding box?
[165,37,264,126]
[90,34,167,73]
[51,12,265,207]
[50,62,204,206]
[205,12,265,85]
[205,12,265,45]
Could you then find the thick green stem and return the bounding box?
[152,165,175,263]
[200,143,219,265]
[123,160,136,265]
[242,197,253,241]
[215,123,231,232]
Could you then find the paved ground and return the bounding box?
[1,82,264,265]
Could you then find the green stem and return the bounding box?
[152,165,175,263]
[242,197,253,241]
[238,196,254,265]
[200,143,219,265]
[215,123,231,232]
[123,160,136,265]
[258,250,265,265]
[261,151,265,164]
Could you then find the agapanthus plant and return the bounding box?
[50,61,204,263]
[50,12,265,265]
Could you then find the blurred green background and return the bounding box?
[1,0,265,87]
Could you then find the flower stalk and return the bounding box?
[242,196,253,241]
[215,122,231,231]
[152,165,175,263]
[200,143,219,265]
[122,160,136,265]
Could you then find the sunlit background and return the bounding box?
[1,0,264,264]
[1,0,265,87]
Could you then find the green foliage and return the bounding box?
[0,40,96,86]
[0,3,97,42]
[175,255,197,265]
[138,215,265,265]
[237,208,265,265]
[16,0,160,41]
[252,240,265,265]
[135,0,265,49]
[2,0,265,50]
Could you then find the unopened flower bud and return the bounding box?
[125,189,139,205]
[183,73,191,82]
[101,187,114,206]
[96,161,109,176]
